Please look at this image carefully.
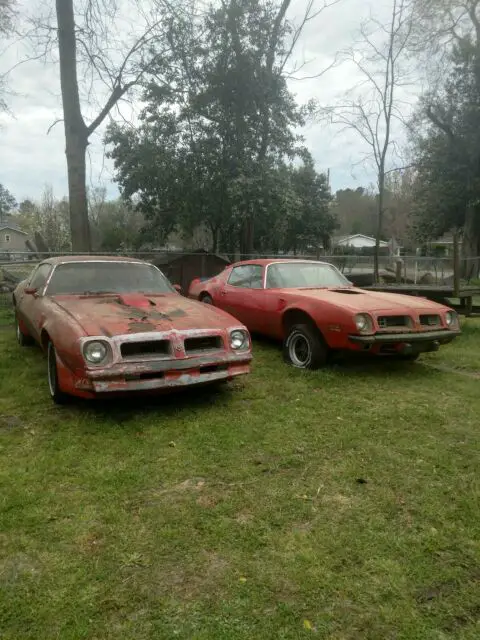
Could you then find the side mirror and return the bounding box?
[173,284,182,294]
[25,287,38,296]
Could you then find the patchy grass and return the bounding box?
[0,316,479,639]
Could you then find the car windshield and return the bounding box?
[266,262,350,289]
[45,262,175,295]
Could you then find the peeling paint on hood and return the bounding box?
[51,293,239,337]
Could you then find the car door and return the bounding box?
[16,263,52,341]
[218,264,266,330]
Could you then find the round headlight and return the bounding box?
[355,314,371,333]
[230,330,248,350]
[445,311,457,327]
[84,341,108,364]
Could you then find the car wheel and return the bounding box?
[47,341,69,404]
[283,323,328,370]
[201,294,214,305]
[15,314,34,346]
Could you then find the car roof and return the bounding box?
[41,255,146,266]
[230,258,332,267]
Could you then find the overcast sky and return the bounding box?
[0,0,415,204]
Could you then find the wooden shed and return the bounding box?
[151,250,230,292]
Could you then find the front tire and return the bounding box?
[47,341,69,404]
[201,294,214,305]
[15,314,34,346]
[283,323,328,370]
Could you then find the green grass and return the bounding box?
[1,314,480,639]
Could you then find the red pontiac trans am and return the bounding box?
[13,256,252,403]
[188,259,461,369]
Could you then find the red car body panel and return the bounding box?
[188,259,461,356]
[14,256,251,399]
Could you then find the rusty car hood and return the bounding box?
[284,287,449,313]
[50,293,239,336]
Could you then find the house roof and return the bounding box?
[335,234,389,247]
[0,223,28,235]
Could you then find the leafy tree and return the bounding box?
[88,187,145,251]
[16,186,70,251]
[0,183,16,222]
[410,35,480,271]
[332,187,378,237]
[107,0,328,255]
[284,154,336,255]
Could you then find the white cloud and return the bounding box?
[0,0,416,202]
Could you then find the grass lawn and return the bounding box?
[1,307,479,639]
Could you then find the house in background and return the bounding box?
[0,221,30,258]
[334,234,390,251]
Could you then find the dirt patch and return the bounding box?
[235,510,254,525]
[423,363,480,379]
[0,415,23,432]
[146,550,230,601]
[0,553,40,585]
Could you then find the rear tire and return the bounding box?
[283,323,328,370]
[15,314,34,346]
[47,341,69,405]
[201,294,214,305]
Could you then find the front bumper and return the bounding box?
[75,352,252,394]
[349,329,461,345]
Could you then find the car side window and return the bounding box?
[29,264,51,292]
[249,266,263,289]
[228,265,263,289]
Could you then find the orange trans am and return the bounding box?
[13,256,252,403]
[188,259,461,369]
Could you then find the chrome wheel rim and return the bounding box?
[15,319,21,343]
[47,343,56,397]
[289,333,311,368]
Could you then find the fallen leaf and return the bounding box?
[303,619,313,630]
[239,576,247,583]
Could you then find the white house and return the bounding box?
[334,234,389,250]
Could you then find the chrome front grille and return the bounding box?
[184,336,223,354]
[377,315,411,330]
[420,314,441,328]
[120,339,171,359]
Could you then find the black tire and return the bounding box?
[47,341,69,405]
[15,314,34,347]
[283,323,328,370]
[201,294,214,305]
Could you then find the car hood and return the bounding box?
[288,287,449,313]
[51,293,241,337]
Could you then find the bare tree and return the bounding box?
[0,0,16,111]
[22,0,177,251]
[321,0,414,281]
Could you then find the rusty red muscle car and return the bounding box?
[188,259,461,369]
[13,256,252,403]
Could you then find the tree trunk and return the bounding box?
[56,0,91,252]
[211,225,219,254]
[374,170,385,283]
[462,205,480,280]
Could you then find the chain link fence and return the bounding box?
[1,251,479,312]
